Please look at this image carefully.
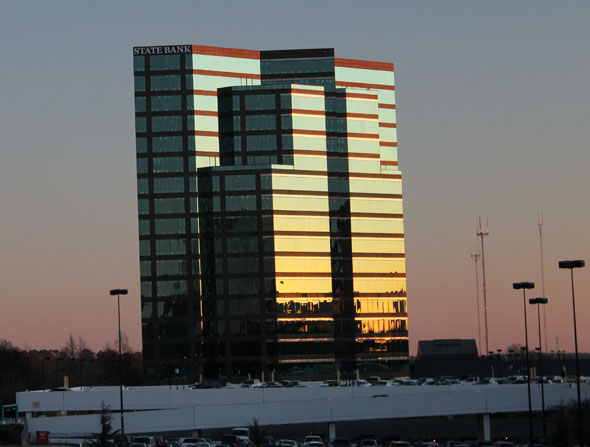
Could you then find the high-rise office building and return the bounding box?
[134,45,408,382]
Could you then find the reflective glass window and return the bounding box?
[156,260,187,276]
[151,95,182,111]
[135,96,146,112]
[157,300,188,317]
[150,54,180,70]
[141,281,152,298]
[245,95,276,110]
[246,135,277,150]
[153,136,184,152]
[228,299,260,315]
[155,238,186,255]
[152,116,183,132]
[137,178,149,194]
[138,198,150,215]
[141,301,152,318]
[155,218,185,234]
[153,157,184,173]
[225,174,256,191]
[140,261,151,277]
[153,177,184,193]
[157,280,187,296]
[150,75,181,91]
[245,115,276,131]
[135,117,147,133]
[159,321,188,338]
[136,137,147,153]
[226,195,257,211]
[138,219,150,235]
[134,77,145,92]
[154,198,185,214]
[227,257,259,274]
[136,158,148,174]
[133,56,145,72]
[226,216,257,232]
[227,237,258,253]
[139,240,151,256]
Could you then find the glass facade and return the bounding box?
[134,45,407,382]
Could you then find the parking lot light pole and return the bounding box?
[558,260,585,447]
[529,297,549,441]
[110,288,128,435]
[513,281,535,447]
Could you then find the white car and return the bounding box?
[277,440,298,447]
[239,380,261,388]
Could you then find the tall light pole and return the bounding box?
[110,288,128,435]
[558,260,585,447]
[513,281,535,447]
[529,297,548,441]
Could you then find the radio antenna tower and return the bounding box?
[538,211,548,352]
[477,216,490,355]
[471,252,482,353]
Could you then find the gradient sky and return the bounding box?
[1,1,589,356]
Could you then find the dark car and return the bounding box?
[333,439,352,447]
[221,435,242,447]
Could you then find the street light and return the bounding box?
[558,259,585,446]
[529,297,549,441]
[110,288,128,435]
[513,281,535,447]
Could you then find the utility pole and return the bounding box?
[538,211,549,352]
[471,253,482,353]
[477,216,490,355]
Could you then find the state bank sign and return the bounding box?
[133,45,192,55]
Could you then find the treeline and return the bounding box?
[0,335,143,406]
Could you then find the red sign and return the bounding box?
[36,431,50,444]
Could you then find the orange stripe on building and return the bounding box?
[291,88,325,97]
[347,113,379,120]
[194,130,219,137]
[347,132,380,140]
[379,141,398,147]
[336,81,395,91]
[379,122,397,128]
[380,160,398,167]
[195,151,219,157]
[191,110,218,117]
[192,69,260,80]
[335,58,394,72]
[190,89,217,96]
[290,109,326,117]
[346,92,379,101]
[292,129,327,137]
[378,103,396,109]
[191,45,260,60]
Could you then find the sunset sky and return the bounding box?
[1,1,589,355]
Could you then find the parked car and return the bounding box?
[221,435,242,447]
[276,440,298,447]
[134,437,156,447]
[303,436,324,447]
[260,381,283,388]
[178,438,209,447]
[240,380,261,388]
[359,440,378,447]
[332,439,351,447]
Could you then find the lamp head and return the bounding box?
[559,260,585,269]
[529,297,549,305]
[110,289,128,296]
[513,282,535,290]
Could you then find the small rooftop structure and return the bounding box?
[417,339,478,358]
